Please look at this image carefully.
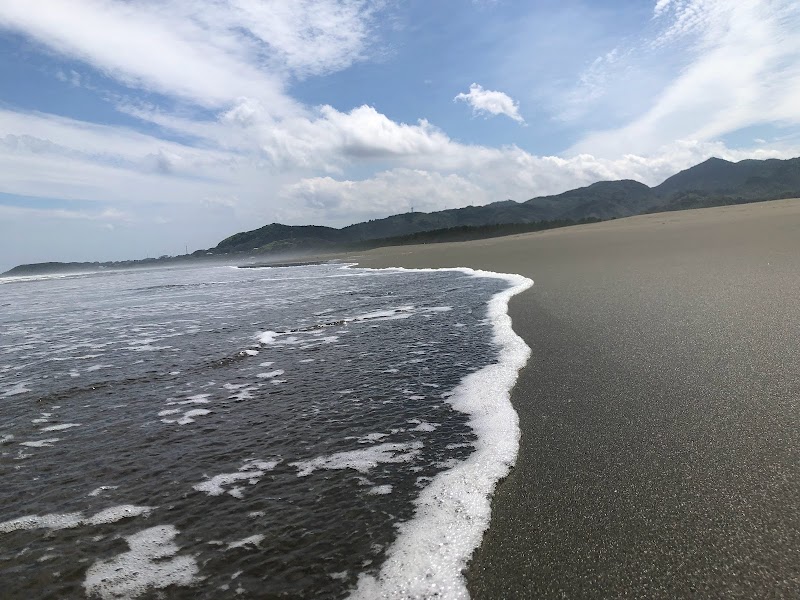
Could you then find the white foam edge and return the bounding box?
[226,533,265,550]
[291,442,423,477]
[0,505,154,533]
[88,485,119,497]
[19,438,60,447]
[193,459,280,496]
[345,265,533,600]
[39,423,81,432]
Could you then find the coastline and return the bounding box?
[348,268,532,599]
[345,199,800,597]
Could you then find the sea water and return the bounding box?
[0,262,530,599]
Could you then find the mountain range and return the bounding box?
[3,156,800,276]
[208,156,800,255]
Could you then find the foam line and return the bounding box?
[19,438,60,447]
[256,302,438,347]
[39,423,80,432]
[193,459,280,497]
[346,266,533,600]
[291,442,423,477]
[88,486,119,497]
[0,505,153,533]
[226,534,265,550]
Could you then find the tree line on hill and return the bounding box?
[206,156,800,256]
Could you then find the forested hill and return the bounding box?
[209,156,800,254]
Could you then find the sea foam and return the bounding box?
[226,534,265,550]
[193,459,280,497]
[347,267,532,600]
[291,442,423,477]
[0,505,153,533]
[83,525,199,599]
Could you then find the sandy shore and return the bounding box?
[346,199,800,598]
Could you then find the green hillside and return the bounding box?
[206,156,800,255]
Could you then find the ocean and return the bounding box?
[0,261,531,599]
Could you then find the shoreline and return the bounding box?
[348,268,531,599]
[345,199,800,597]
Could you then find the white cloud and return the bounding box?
[55,69,82,87]
[557,47,630,122]
[454,83,525,124]
[0,0,380,113]
[0,110,244,211]
[275,139,800,225]
[568,0,800,156]
[280,169,489,220]
[653,0,674,17]
[0,108,232,167]
[117,101,465,173]
[0,204,132,223]
[651,0,714,46]
[226,0,378,78]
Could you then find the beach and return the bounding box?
[349,199,800,597]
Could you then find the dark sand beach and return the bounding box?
[348,199,800,598]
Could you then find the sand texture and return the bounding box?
[348,199,800,598]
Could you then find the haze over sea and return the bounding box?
[0,262,530,599]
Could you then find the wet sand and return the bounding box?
[347,199,800,598]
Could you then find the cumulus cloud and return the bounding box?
[281,169,489,219]
[276,139,800,225]
[238,104,458,171]
[454,83,525,124]
[118,101,466,173]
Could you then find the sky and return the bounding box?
[2,0,800,271]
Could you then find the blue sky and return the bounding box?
[2,0,800,272]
